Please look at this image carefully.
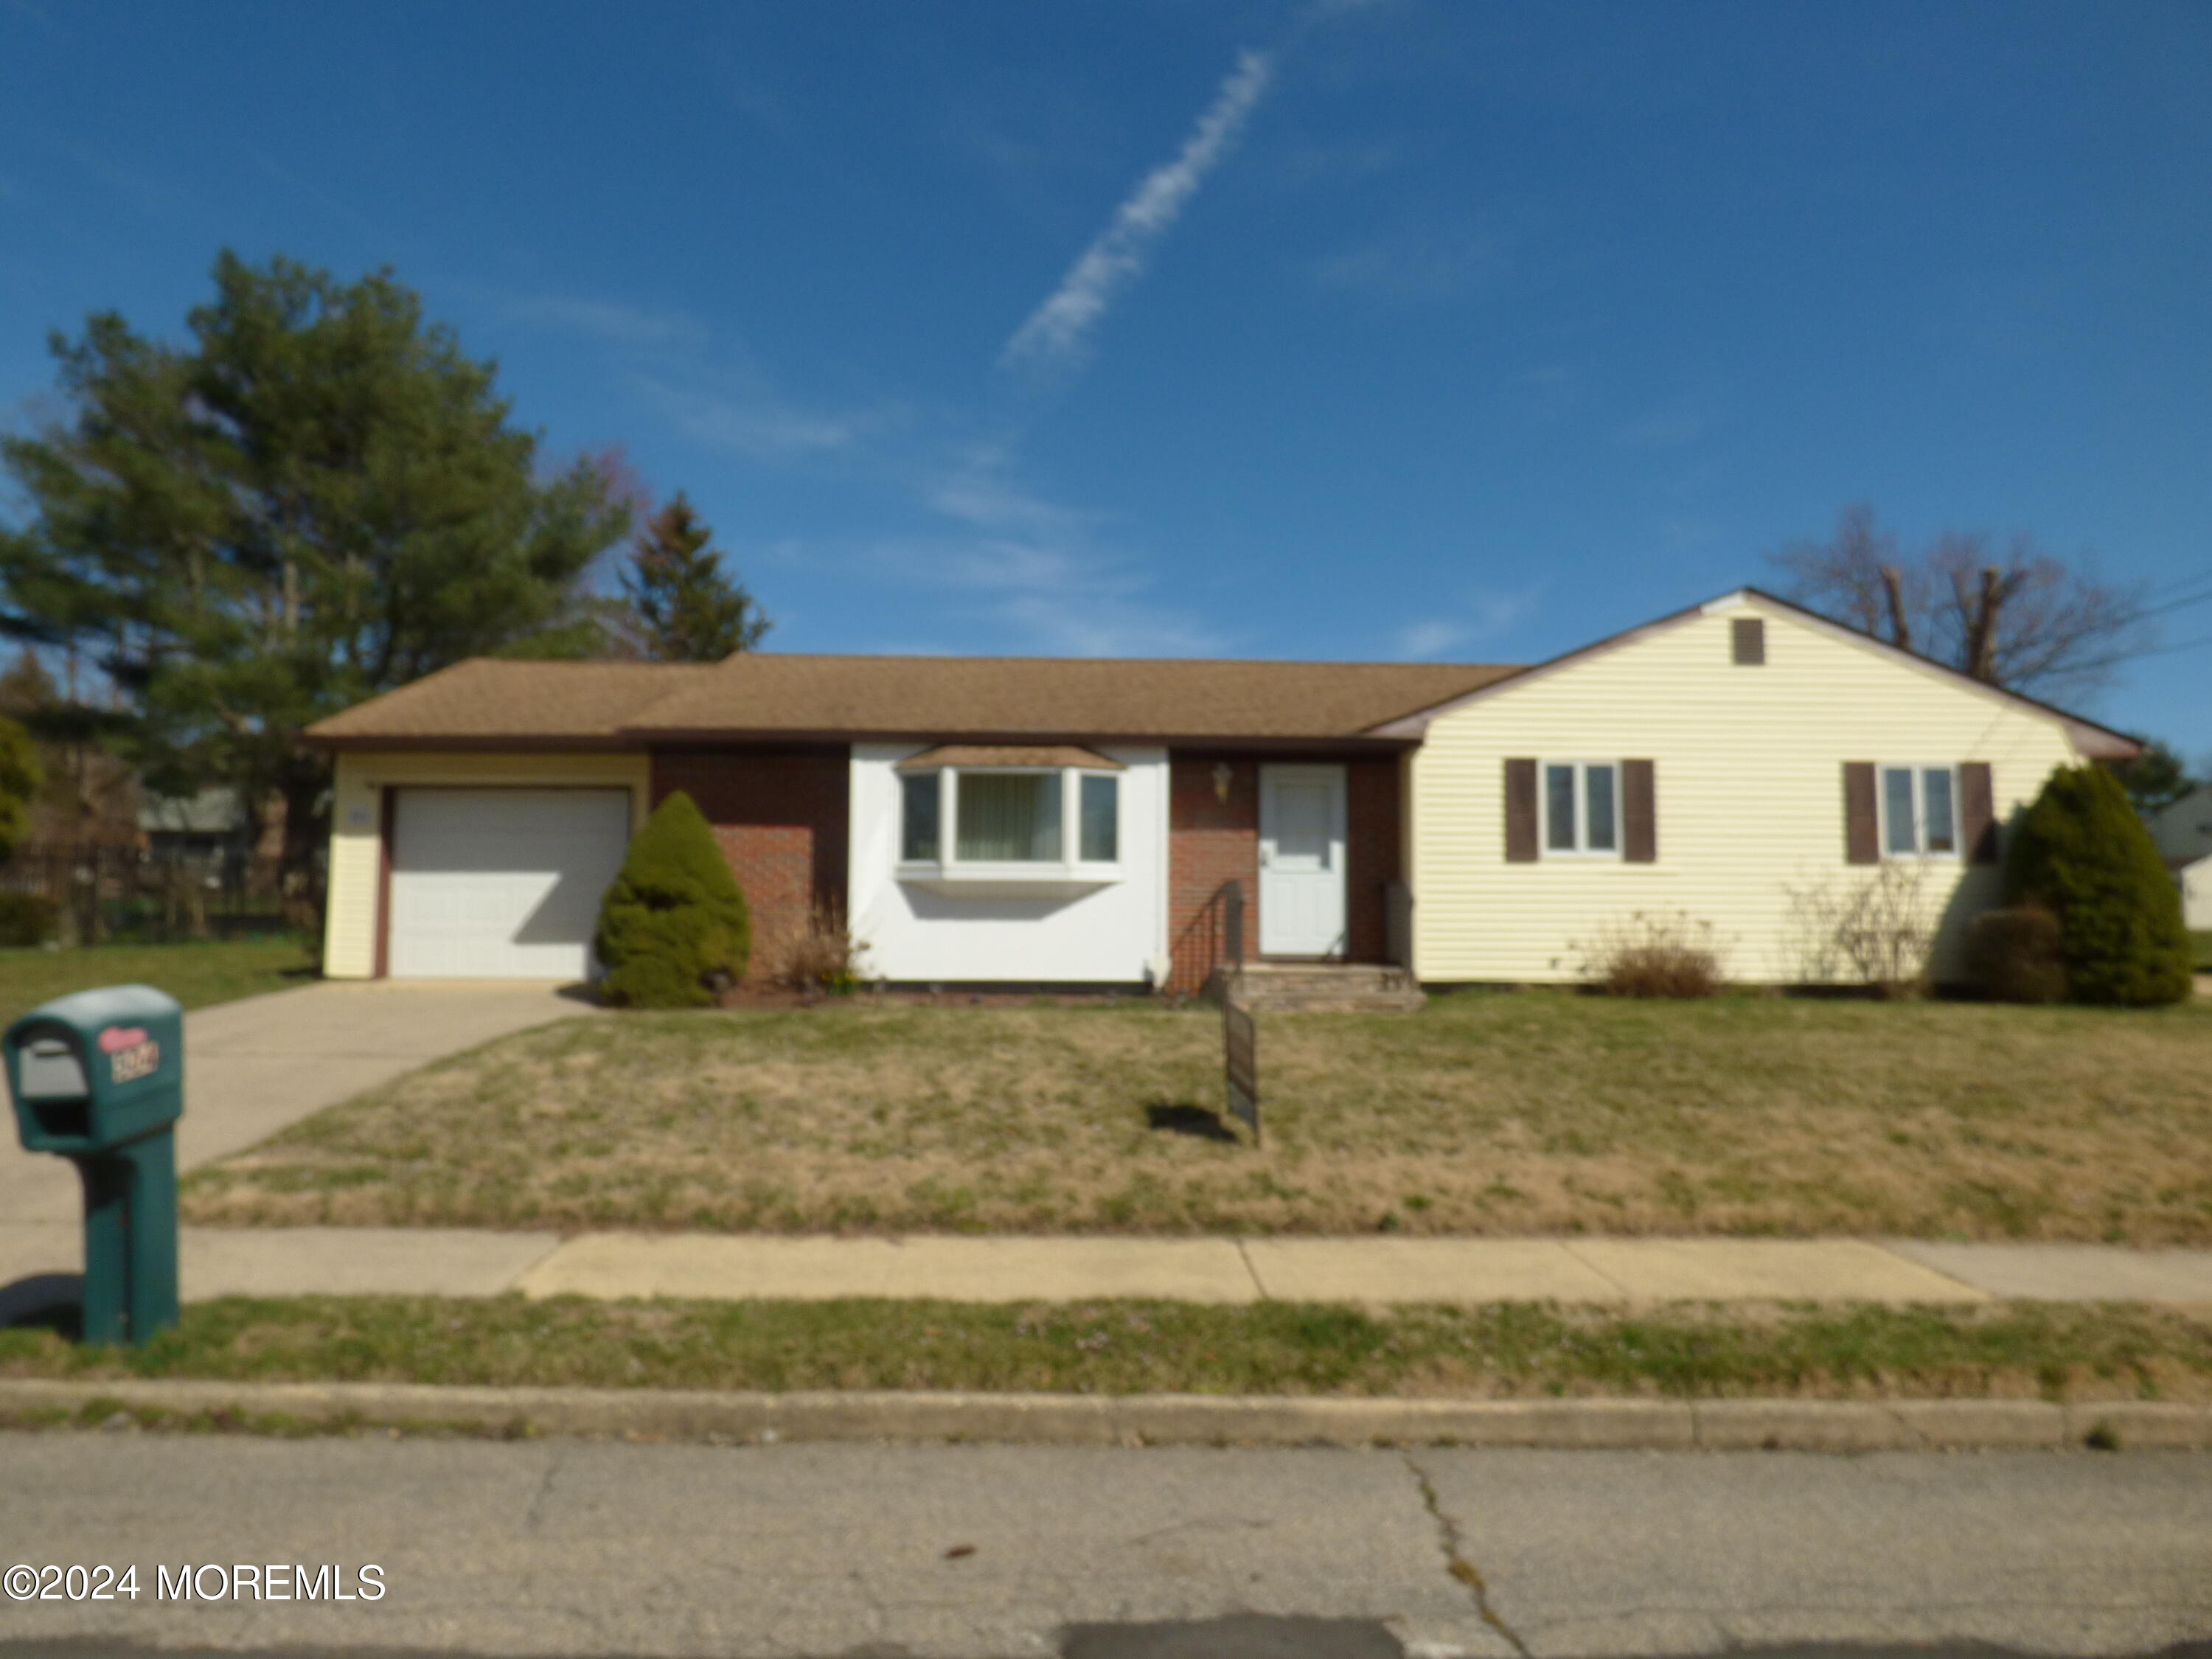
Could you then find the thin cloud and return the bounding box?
[637,378,872,462]
[1616,395,1709,451]
[1396,591,1538,659]
[1001,48,1275,369]
[871,533,1223,657]
[861,447,1225,655]
[502,293,709,351]
[1307,226,1510,302]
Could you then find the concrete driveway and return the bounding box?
[0,981,594,1278]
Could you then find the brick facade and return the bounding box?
[650,746,849,985]
[1165,753,1401,994]
[1166,756,1261,995]
[1343,755,1403,965]
[652,745,1397,994]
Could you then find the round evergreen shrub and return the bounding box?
[593,790,750,1008]
[2002,763,2192,1007]
[1964,905,2066,1004]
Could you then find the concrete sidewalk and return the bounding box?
[6,1223,2212,1309]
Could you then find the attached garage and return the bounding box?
[386,788,632,979]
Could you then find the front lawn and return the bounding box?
[0,937,318,1028]
[181,992,2212,1243]
[3,1295,2208,1404]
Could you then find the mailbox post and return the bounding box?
[6,985,185,1345]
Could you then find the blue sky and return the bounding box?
[3,0,2208,754]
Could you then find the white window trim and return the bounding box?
[1877,763,1963,861]
[1538,759,1624,860]
[896,763,1124,891]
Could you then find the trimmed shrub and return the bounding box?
[0,891,57,948]
[2003,764,2192,1007]
[593,791,751,1009]
[1964,905,2066,1004]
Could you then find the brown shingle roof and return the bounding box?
[303,660,715,745]
[303,654,1520,748]
[627,655,1519,741]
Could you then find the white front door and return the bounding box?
[1258,764,1347,957]
[389,788,632,979]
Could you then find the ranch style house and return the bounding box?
[303,587,2140,996]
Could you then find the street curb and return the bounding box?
[1,1378,2206,1451]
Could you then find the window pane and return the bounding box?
[1545,765,1577,851]
[1882,767,1919,855]
[1585,765,1618,852]
[1921,768,1955,853]
[900,773,939,861]
[1079,774,1119,862]
[956,772,1060,862]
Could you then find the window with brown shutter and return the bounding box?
[1960,762,1997,863]
[1731,618,1765,664]
[1504,758,1538,862]
[1843,762,1879,864]
[1623,759,1656,862]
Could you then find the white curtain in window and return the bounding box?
[956,773,1061,861]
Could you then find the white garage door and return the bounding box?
[389,789,632,980]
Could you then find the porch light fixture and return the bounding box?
[1212,762,1233,804]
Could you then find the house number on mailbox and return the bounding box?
[99,1026,160,1085]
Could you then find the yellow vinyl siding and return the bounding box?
[1408,599,2082,984]
[321,751,650,979]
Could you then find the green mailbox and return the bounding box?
[6,984,184,1345]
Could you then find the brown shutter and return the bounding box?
[1960,762,1997,863]
[1622,759,1656,863]
[1731,618,1765,664]
[1504,758,1538,863]
[1843,762,1879,865]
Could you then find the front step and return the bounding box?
[1206,963,1425,1013]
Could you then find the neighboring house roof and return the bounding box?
[1367,587,2144,760]
[2149,784,2212,863]
[139,786,246,835]
[304,655,1518,749]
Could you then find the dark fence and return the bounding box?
[0,844,310,945]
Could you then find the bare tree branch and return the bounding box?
[1765,509,2154,698]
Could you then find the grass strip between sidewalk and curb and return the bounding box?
[4,1295,2211,1405]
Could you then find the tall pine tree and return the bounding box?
[0,251,631,898]
[616,493,771,662]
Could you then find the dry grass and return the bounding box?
[180,992,2212,1242]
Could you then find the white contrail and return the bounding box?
[1001,48,1274,368]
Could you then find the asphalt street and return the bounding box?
[0,1434,2205,1658]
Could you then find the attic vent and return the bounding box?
[1731,618,1766,665]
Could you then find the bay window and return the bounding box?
[895,748,1124,888]
[900,772,941,861]
[956,771,1062,862]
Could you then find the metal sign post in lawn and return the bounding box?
[1222,998,1259,1145]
